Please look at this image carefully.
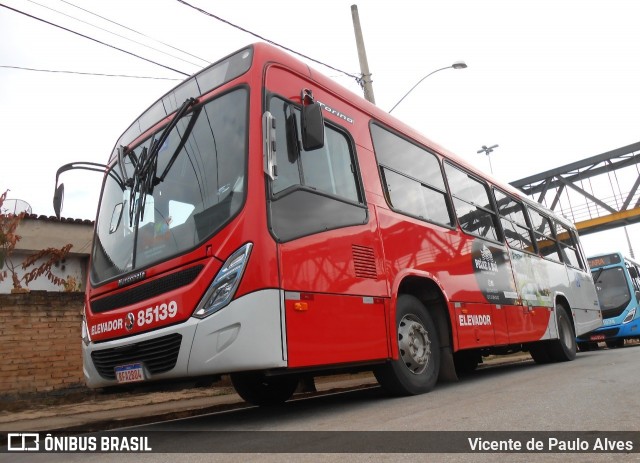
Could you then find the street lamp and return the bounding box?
[477,144,499,174]
[388,61,467,113]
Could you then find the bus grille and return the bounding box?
[91,265,203,314]
[91,333,182,380]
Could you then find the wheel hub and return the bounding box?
[398,314,431,374]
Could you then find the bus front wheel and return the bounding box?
[374,294,440,396]
[230,372,299,406]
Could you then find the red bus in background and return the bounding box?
[54,43,602,405]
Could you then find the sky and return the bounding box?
[1,0,640,257]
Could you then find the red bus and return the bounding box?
[54,43,602,405]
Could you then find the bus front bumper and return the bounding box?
[82,289,287,389]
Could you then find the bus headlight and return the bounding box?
[194,243,253,319]
[623,307,636,324]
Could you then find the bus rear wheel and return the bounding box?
[374,294,440,396]
[547,304,576,362]
[530,304,576,364]
[230,372,299,406]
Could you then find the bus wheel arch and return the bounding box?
[374,293,440,395]
[374,277,456,395]
[400,277,458,383]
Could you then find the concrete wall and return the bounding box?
[0,216,93,293]
[0,250,87,293]
[0,292,85,397]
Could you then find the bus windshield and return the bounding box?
[592,266,631,314]
[91,88,248,285]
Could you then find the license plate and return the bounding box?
[589,334,606,341]
[115,363,145,383]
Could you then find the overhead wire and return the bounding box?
[0,65,183,80]
[175,0,364,86]
[0,3,190,77]
[58,0,209,66]
[31,0,208,69]
[2,1,363,86]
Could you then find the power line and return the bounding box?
[0,3,190,77]
[54,0,210,67]
[0,65,183,80]
[175,0,363,85]
[23,0,203,69]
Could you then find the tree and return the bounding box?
[0,190,72,291]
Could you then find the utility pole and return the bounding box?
[351,5,376,104]
[624,227,635,258]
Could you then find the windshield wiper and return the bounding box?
[592,268,604,284]
[155,105,200,183]
[127,97,196,226]
[138,97,197,188]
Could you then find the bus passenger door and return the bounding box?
[264,66,390,368]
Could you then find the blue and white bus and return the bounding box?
[578,252,640,349]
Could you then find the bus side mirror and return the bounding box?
[301,103,324,151]
[53,183,64,219]
[629,266,639,279]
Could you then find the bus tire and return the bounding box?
[547,304,576,362]
[529,342,552,364]
[230,372,299,406]
[374,294,440,396]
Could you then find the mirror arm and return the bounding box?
[53,162,122,219]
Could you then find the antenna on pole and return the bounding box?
[351,5,376,104]
[477,144,499,174]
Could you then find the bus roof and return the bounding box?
[108,42,570,228]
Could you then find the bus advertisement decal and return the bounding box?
[509,249,554,308]
[471,241,518,305]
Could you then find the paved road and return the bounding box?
[6,345,640,462]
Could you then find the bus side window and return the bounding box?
[266,95,367,242]
[493,189,534,252]
[556,223,584,269]
[444,162,500,242]
[370,123,453,228]
[527,207,562,262]
[269,95,362,203]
